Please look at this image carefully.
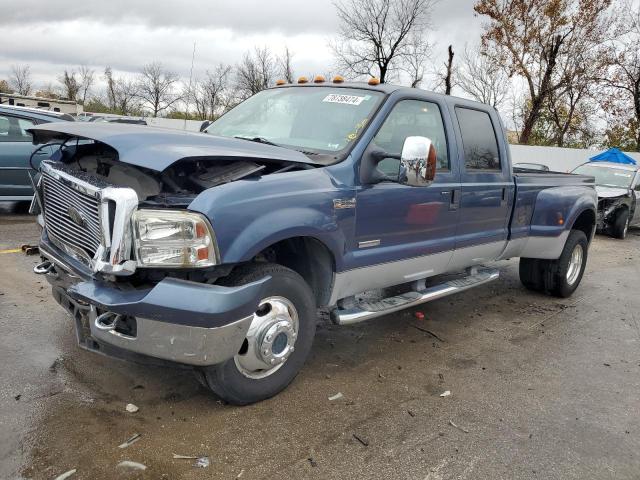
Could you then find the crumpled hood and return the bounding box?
[595,185,630,199]
[27,122,312,172]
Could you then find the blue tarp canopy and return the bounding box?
[589,148,636,165]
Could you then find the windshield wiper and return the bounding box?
[234,136,281,147]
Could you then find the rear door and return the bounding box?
[0,114,46,199]
[448,105,513,270]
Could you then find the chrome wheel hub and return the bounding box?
[234,296,298,379]
[566,244,583,286]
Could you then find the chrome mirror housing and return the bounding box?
[399,136,437,187]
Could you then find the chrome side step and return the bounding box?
[331,267,500,326]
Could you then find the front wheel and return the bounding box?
[611,208,629,239]
[199,263,317,405]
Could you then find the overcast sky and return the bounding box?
[0,0,483,92]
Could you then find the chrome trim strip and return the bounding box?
[358,239,380,248]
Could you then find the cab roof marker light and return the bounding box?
[368,77,380,86]
[275,79,287,86]
[313,75,326,83]
[332,75,345,84]
[297,76,309,84]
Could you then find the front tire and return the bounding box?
[199,263,316,405]
[611,208,629,239]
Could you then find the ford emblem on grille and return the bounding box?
[67,206,87,227]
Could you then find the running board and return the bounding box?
[331,267,500,326]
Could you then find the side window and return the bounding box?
[455,107,501,171]
[0,115,35,142]
[372,100,449,177]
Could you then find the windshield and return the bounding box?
[573,164,635,188]
[205,87,384,156]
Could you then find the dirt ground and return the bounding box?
[1,201,639,480]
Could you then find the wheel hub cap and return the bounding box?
[566,244,583,286]
[234,296,298,379]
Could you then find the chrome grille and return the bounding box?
[42,171,102,261]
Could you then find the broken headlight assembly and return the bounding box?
[132,209,219,267]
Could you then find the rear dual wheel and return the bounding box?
[199,263,317,405]
[519,229,588,298]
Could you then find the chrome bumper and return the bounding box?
[38,238,269,367]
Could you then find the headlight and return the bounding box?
[132,209,219,267]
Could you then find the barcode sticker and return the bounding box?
[323,94,365,105]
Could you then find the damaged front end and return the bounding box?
[595,187,632,232]
[27,123,320,366]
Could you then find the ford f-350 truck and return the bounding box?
[30,80,597,404]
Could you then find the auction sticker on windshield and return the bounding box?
[323,94,366,105]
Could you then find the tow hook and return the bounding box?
[33,260,54,275]
[94,312,120,332]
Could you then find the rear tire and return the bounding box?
[519,230,588,298]
[199,263,316,405]
[611,208,629,239]
[519,258,544,292]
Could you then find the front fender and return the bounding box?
[224,206,346,268]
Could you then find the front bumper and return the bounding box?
[38,238,269,367]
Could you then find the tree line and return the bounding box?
[0,0,638,151]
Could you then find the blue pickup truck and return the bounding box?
[30,80,597,404]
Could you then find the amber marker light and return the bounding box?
[314,75,326,83]
[275,79,286,86]
[368,77,380,85]
[332,75,345,83]
[298,76,309,84]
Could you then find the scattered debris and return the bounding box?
[173,454,209,468]
[414,311,425,320]
[407,410,416,417]
[21,244,39,255]
[438,373,444,382]
[14,394,21,401]
[116,461,147,471]
[410,324,445,342]
[328,392,343,401]
[118,433,142,449]
[125,403,139,413]
[132,384,145,390]
[53,469,76,480]
[49,357,64,373]
[449,420,469,433]
[237,468,246,478]
[603,363,611,367]
[440,390,451,397]
[353,433,369,446]
[308,457,318,467]
[194,457,210,468]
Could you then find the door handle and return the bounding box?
[500,187,507,206]
[449,188,460,211]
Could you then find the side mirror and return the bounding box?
[398,136,437,187]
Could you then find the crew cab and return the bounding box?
[30,80,597,404]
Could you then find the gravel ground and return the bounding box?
[1,201,639,480]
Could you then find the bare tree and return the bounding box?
[442,45,455,95]
[235,46,277,99]
[104,66,141,115]
[137,62,181,117]
[331,0,435,83]
[10,64,32,96]
[403,33,431,88]
[79,65,95,104]
[58,70,80,101]
[191,64,232,120]
[458,46,508,108]
[474,0,614,144]
[278,47,295,83]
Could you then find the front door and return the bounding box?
[353,98,460,291]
